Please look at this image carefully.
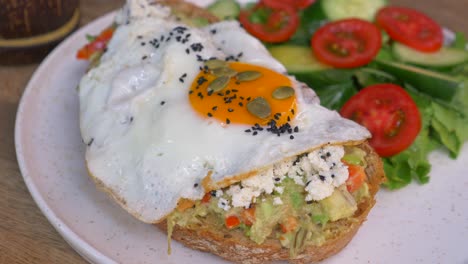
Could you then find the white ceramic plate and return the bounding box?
[15,1,468,263]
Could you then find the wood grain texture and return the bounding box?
[0,0,466,263]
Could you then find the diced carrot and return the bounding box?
[345,163,366,193]
[280,216,298,233]
[201,192,211,203]
[240,207,256,226]
[225,215,241,229]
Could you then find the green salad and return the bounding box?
[207,0,468,189]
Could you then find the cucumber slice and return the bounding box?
[375,60,461,102]
[393,43,468,68]
[322,0,387,21]
[268,45,330,73]
[207,0,240,20]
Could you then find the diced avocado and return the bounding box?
[393,42,468,69]
[312,214,329,226]
[250,199,286,244]
[342,146,367,166]
[319,186,357,221]
[375,59,462,102]
[352,182,370,202]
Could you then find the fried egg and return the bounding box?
[79,0,370,223]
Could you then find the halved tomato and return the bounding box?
[239,2,299,43]
[311,18,382,68]
[376,6,443,52]
[340,83,421,157]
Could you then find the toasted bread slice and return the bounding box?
[156,142,385,263]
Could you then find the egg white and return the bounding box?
[79,0,370,223]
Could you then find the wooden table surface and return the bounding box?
[0,0,466,263]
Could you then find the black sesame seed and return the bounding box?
[190,43,204,52]
[326,152,331,157]
[142,55,148,60]
[238,102,243,107]
[185,48,190,54]
[194,183,199,188]
[207,112,213,117]
[226,118,231,124]
[87,138,94,146]
[210,29,217,34]
[207,90,214,96]
[291,109,295,115]
[245,129,251,133]
[232,89,238,93]
[129,117,134,122]
[137,35,143,39]
[210,190,217,196]
[275,177,281,182]
[189,90,193,94]
[319,175,326,181]
[294,126,299,133]
[141,42,146,46]
[331,174,335,178]
[247,97,251,101]
[290,135,294,140]
[160,101,165,105]
[228,108,234,112]
[253,131,258,136]
[306,180,311,186]
[307,200,313,204]
[212,106,218,111]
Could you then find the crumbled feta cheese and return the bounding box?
[273,197,283,205]
[305,178,334,201]
[218,198,231,211]
[308,151,329,172]
[274,186,284,194]
[215,189,223,198]
[221,145,349,207]
[331,163,349,187]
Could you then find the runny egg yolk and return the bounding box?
[189,62,297,126]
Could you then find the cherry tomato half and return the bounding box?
[261,0,316,10]
[376,6,443,52]
[239,2,299,43]
[340,83,421,157]
[311,18,382,68]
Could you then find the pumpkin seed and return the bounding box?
[236,71,262,82]
[207,76,230,92]
[212,67,237,77]
[247,97,271,119]
[272,86,295,100]
[204,59,227,70]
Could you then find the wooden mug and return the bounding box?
[0,0,80,64]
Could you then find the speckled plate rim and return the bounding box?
[15,11,117,264]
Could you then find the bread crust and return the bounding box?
[155,142,385,263]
